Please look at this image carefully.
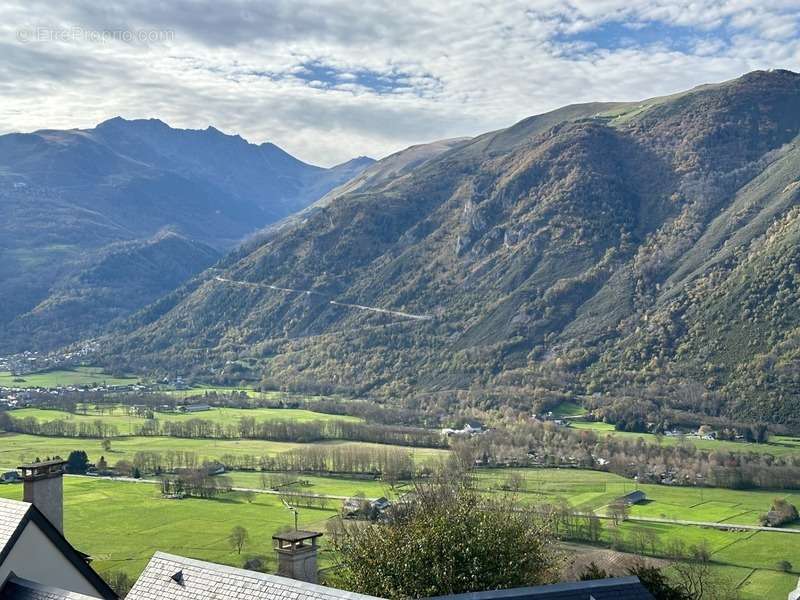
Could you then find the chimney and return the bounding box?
[272,530,322,583]
[18,459,67,534]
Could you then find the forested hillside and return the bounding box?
[104,70,800,425]
[0,118,373,352]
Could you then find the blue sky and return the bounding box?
[0,1,799,165]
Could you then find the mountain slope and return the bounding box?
[105,70,800,424]
[0,119,374,352]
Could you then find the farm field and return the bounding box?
[474,468,796,526]
[0,470,798,598]
[0,433,450,470]
[0,367,140,388]
[223,471,402,498]
[0,477,336,581]
[568,418,800,457]
[8,405,363,435]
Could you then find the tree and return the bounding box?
[671,559,740,600]
[97,456,108,471]
[628,563,690,600]
[608,500,630,526]
[101,439,112,452]
[105,571,133,597]
[229,525,249,554]
[242,490,256,503]
[330,478,562,598]
[66,450,89,474]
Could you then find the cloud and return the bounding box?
[0,0,798,166]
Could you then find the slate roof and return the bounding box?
[126,552,383,600]
[424,577,654,600]
[0,576,99,600]
[0,498,30,554]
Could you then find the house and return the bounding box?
[0,464,116,599]
[370,497,392,512]
[617,490,647,506]
[182,403,211,413]
[0,472,20,484]
[342,497,368,518]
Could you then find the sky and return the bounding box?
[1,1,799,167]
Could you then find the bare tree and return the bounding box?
[228,526,249,554]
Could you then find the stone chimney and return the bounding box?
[272,530,322,583]
[18,459,67,534]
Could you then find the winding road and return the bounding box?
[213,276,433,321]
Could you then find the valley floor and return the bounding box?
[0,468,798,599]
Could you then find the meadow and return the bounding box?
[0,477,336,580]
[9,405,363,435]
[568,418,800,457]
[0,367,139,388]
[0,432,450,470]
[1,469,798,598]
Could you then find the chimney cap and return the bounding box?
[272,530,322,543]
[18,458,67,470]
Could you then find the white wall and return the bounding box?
[0,521,104,598]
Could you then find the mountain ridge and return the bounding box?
[0,118,375,353]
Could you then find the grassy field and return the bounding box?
[569,419,800,457]
[0,477,336,580]
[223,471,408,498]
[473,468,797,526]
[0,433,450,470]
[9,406,363,435]
[0,367,140,388]
[1,469,798,598]
[548,400,587,418]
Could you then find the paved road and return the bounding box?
[214,276,433,321]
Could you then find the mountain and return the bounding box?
[0,118,374,352]
[104,70,800,425]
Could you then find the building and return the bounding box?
[0,473,20,485]
[0,500,115,599]
[182,403,211,413]
[616,491,647,506]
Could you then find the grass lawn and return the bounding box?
[9,405,363,436]
[0,477,336,581]
[472,468,794,526]
[0,367,139,388]
[0,433,450,470]
[569,419,800,457]
[549,400,587,418]
[224,471,406,498]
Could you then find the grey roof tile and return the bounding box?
[0,499,30,554]
[126,553,382,600]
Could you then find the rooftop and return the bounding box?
[424,577,654,600]
[126,552,381,600]
[0,498,30,554]
[0,576,99,600]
